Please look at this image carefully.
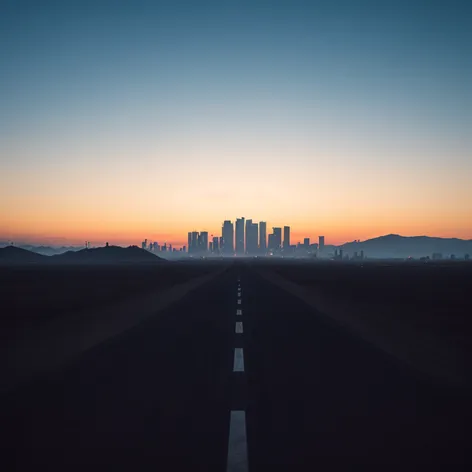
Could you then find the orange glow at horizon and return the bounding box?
[2,215,472,248]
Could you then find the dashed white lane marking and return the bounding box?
[236,309,242,315]
[238,293,241,298]
[237,299,241,305]
[233,348,245,372]
[235,321,243,334]
[226,410,248,472]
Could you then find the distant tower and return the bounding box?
[212,236,219,253]
[283,226,291,249]
[222,220,234,255]
[273,227,282,250]
[235,218,245,255]
[259,221,267,253]
[200,232,209,252]
[319,236,325,253]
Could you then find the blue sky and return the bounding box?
[1,0,471,244]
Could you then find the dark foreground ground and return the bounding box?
[0,260,470,471]
[271,259,472,367]
[0,262,219,338]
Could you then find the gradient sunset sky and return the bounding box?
[1,0,471,247]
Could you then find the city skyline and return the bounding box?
[3,222,472,250]
[151,217,325,256]
[1,1,471,246]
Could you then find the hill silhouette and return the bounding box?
[21,245,82,256]
[340,234,472,259]
[0,246,45,263]
[52,245,166,264]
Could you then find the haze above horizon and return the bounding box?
[1,0,471,246]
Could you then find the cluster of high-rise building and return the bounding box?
[141,238,186,254]
[187,218,326,257]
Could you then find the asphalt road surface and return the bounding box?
[1,263,469,471]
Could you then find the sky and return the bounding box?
[1,0,471,247]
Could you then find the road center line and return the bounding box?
[236,309,242,315]
[233,348,245,372]
[235,321,243,334]
[237,299,241,305]
[226,410,248,472]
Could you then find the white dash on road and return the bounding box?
[233,348,245,372]
[235,321,243,334]
[237,299,241,305]
[238,293,241,298]
[236,309,242,316]
[226,410,248,472]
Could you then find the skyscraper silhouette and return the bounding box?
[200,231,209,253]
[319,236,325,253]
[212,236,219,253]
[273,227,282,250]
[235,217,245,255]
[191,232,198,253]
[246,220,258,255]
[222,220,234,255]
[283,226,291,249]
[259,221,267,254]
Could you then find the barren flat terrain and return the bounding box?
[261,259,472,383]
[0,262,220,338]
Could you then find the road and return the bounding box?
[1,263,469,471]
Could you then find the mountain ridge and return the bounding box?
[340,234,472,258]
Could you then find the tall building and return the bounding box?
[212,236,219,253]
[219,236,224,252]
[304,238,310,247]
[273,227,282,250]
[222,220,234,255]
[200,232,209,253]
[191,231,199,253]
[187,232,192,253]
[197,233,202,252]
[235,217,245,255]
[259,221,267,253]
[283,226,291,249]
[319,236,325,253]
[268,234,275,251]
[246,220,258,255]
[245,219,252,254]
